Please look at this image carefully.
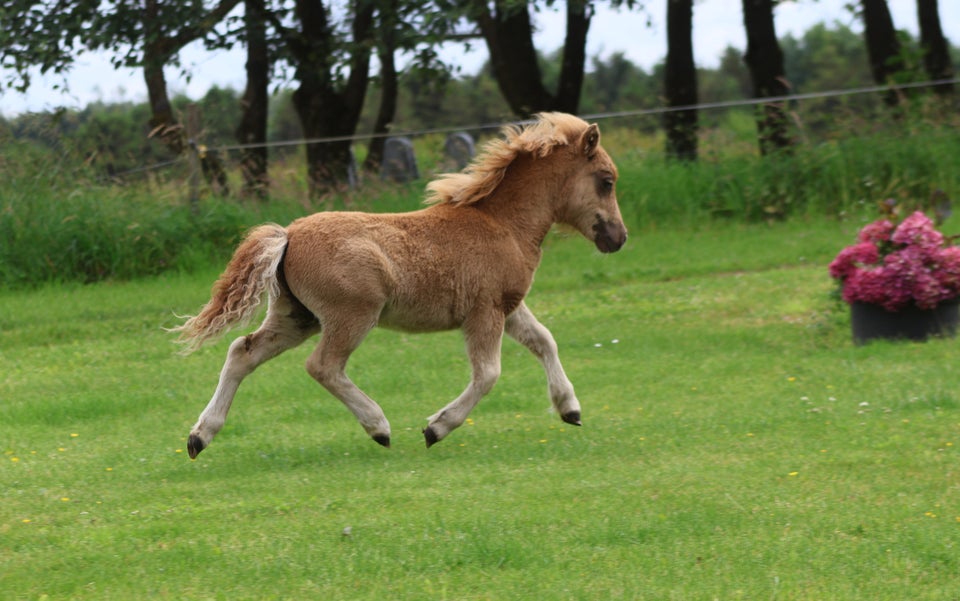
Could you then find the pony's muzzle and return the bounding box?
[593,218,627,253]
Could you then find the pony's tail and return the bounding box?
[171,223,288,353]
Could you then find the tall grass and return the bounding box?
[3,116,960,288]
[614,118,960,227]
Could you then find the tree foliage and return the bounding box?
[2,10,957,182]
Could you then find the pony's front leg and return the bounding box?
[424,313,504,447]
[505,302,581,426]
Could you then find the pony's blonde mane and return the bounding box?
[425,112,591,207]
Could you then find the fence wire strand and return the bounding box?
[108,77,960,180]
[211,77,960,153]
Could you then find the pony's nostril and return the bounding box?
[592,218,626,253]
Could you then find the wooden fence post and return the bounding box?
[185,103,201,210]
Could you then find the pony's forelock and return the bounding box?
[425,112,592,207]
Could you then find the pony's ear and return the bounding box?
[580,123,600,159]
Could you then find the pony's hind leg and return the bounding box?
[423,311,504,447]
[504,302,582,426]
[187,296,320,458]
[304,308,392,448]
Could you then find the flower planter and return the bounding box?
[831,210,960,345]
[851,299,960,345]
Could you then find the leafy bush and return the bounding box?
[1,139,238,287]
[614,111,960,226]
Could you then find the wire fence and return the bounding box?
[109,77,960,182]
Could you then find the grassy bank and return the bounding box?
[2,219,959,599]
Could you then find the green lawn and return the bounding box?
[2,218,959,600]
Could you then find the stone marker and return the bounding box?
[444,132,475,170]
[381,137,419,183]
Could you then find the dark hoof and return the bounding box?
[373,433,391,448]
[423,426,439,448]
[561,411,582,426]
[187,435,206,459]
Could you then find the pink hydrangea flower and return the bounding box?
[829,242,879,280]
[830,212,960,311]
[891,211,944,251]
[857,219,894,245]
[935,246,960,289]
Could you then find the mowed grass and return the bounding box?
[2,218,960,600]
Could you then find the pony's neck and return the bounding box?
[479,153,565,251]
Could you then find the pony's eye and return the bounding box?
[596,175,615,196]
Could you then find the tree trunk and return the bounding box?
[555,1,591,114]
[236,0,270,199]
[143,60,184,154]
[742,0,792,155]
[861,0,904,107]
[364,3,399,174]
[292,81,353,195]
[292,0,374,197]
[917,0,954,97]
[474,1,590,117]
[664,0,698,161]
[143,1,184,155]
[142,0,239,189]
[475,1,551,117]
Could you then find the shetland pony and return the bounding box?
[173,112,627,457]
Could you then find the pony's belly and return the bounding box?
[377,304,463,333]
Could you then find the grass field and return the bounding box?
[3,216,960,599]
